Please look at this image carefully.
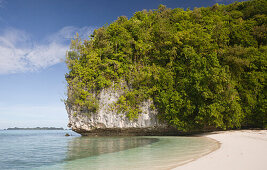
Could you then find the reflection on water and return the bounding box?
[0,130,219,170]
[65,137,159,161]
[41,136,219,170]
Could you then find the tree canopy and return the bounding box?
[66,0,267,131]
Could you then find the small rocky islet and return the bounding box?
[65,0,267,136]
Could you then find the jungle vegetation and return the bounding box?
[66,0,266,131]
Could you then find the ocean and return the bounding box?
[0,130,218,170]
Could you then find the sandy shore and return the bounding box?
[173,130,267,170]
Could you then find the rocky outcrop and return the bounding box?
[66,83,178,136]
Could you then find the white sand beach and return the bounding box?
[173,130,267,170]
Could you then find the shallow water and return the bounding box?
[0,130,218,170]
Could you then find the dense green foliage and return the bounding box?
[66,0,267,131]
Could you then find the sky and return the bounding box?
[0,0,245,129]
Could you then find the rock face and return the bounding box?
[66,84,178,136]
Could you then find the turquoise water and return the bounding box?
[0,130,218,170]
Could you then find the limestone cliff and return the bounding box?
[66,84,177,136]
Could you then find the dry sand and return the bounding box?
[173,130,267,170]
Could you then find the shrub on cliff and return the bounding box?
[66,0,267,131]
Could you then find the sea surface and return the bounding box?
[0,130,218,170]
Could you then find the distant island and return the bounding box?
[6,127,64,130]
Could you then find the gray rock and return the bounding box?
[66,82,177,136]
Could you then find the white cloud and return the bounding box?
[48,26,96,42]
[0,26,95,74]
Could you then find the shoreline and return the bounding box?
[166,136,221,170]
[172,130,267,170]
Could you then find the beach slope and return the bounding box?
[173,130,267,170]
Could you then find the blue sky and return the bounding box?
[0,0,244,129]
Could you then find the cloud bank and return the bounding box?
[0,26,95,74]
